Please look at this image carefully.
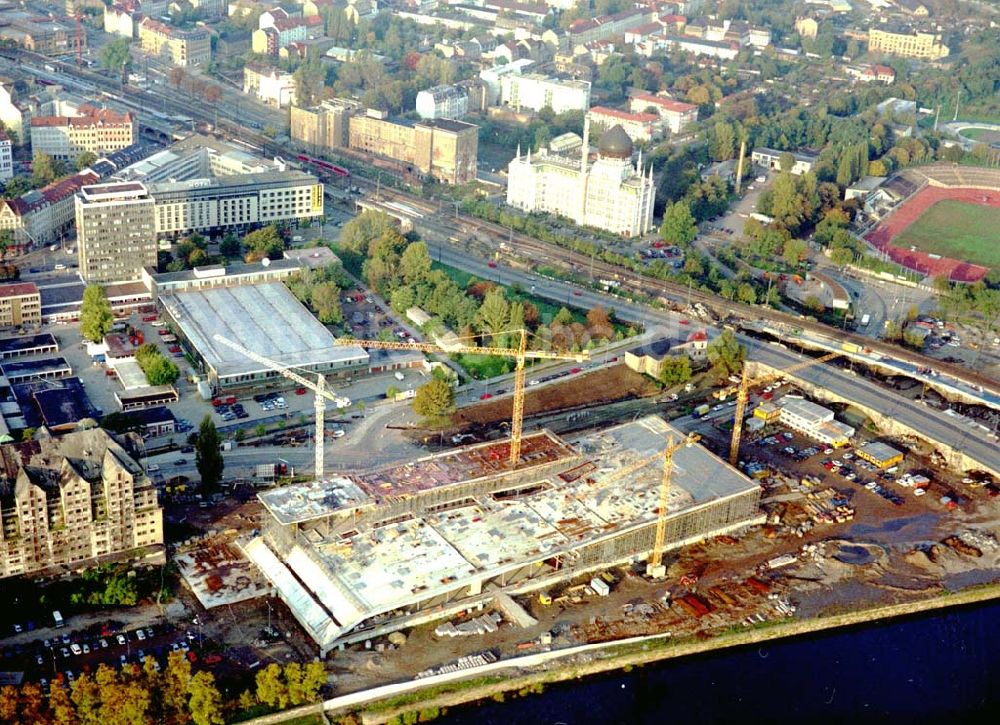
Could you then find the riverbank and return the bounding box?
[322,579,1000,724]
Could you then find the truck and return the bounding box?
[841,342,861,354]
[693,403,711,418]
[53,610,64,628]
[860,313,871,327]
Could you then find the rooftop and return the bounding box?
[158,282,367,378]
[0,333,57,356]
[859,440,902,462]
[249,416,759,645]
[0,282,38,299]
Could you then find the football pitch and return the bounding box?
[892,199,1000,270]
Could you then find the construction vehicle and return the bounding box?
[213,334,351,480]
[333,329,586,467]
[727,351,841,465]
[538,592,552,606]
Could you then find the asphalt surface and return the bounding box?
[429,228,1000,476]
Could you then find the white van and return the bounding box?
[394,371,405,381]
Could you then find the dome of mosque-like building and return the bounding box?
[597,125,633,159]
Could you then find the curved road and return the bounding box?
[434,242,1000,476]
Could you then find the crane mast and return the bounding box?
[213,335,348,480]
[334,329,585,467]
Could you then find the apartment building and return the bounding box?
[0,282,41,328]
[30,107,135,161]
[0,171,99,248]
[75,182,157,283]
[566,7,655,46]
[0,130,11,181]
[586,106,662,145]
[0,429,164,579]
[627,92,698,134]
[867,25,948,59]
[289,99,359,150]
[138,17,211,66]
[415,84,469,120]
[499,73,591,114]
[243,64,297,108]
[348,111,478,184]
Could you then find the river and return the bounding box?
[439,599,1000,724]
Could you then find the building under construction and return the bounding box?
[243,416,763,654]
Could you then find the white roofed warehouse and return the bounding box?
[242,416,763,654]
[158,281,368,393]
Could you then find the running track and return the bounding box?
[864,185,998,282]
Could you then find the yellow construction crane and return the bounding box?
[213,334,352,480]
[727,351,841,465]
[333,329,586,466]
[647,434,701,579]
[561,430,701,579]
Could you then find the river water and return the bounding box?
[440,599,1000,724]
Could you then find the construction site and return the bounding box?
[242,415,764,655]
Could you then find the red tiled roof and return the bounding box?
[31,108,133,128]
[630,91,697,114]
[589,105,658,123]
[40,172,99,205]
[0,282,39,299]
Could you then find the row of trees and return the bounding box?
[0,652,223,725]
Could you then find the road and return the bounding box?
[7,49,997,475]
[429,230,1000,476]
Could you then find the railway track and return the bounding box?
[5,47,996,398]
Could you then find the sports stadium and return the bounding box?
[864,164,1000,282]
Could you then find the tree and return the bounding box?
[70,672,102,725]
[76,151,97,171]
[255,664,288,710]
[300,661,326,702]
[188,671,224,725]
[48,678,78,725]
[412,378,454,420]
[311,281,343,324]
[658,356,691,386]
[782,238,809,266]
[399,241,432,284]
[659,201,697,245]
[203,84,222,105]
[195,415,224,493]
[553,307,574,326]
[778,151,795,173]
[169,67,186,90]
[81,284,114,342]
[162,650,193,722]
[219,233,241,258]
[586,306,613,341]
[243,225,284,261]
[706,329,746,381]
[830,247,853,267]
[32,152,64,186]
[736,282,757,305]
[475,287,510,344]
[293,58,326,107]
[339,210,395,256]
[100,38,131,76]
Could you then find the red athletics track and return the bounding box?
[864,185,998,282]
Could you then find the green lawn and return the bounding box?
[893,200,1000,269]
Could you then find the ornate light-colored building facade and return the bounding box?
[0,429,164,578]
[506,122,655,237]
